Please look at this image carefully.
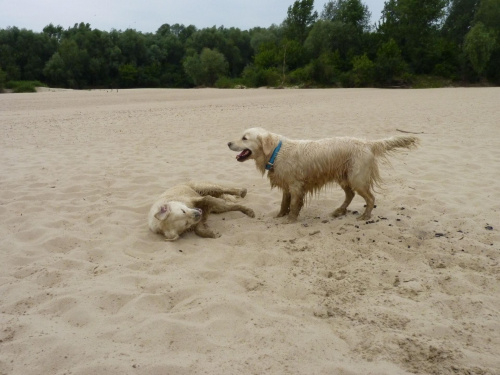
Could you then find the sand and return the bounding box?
[1,88,499,375]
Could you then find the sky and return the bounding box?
[1,0,385,33]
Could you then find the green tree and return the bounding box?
[474,0,500,30]
[0,67,6,91]
[463,22,496,76]
[474,0,500,82]
[58,38,89,88]
[200,48,228,86]
[378,0,448,73]
[283,0,318,43]
[374,38,408,84]
[321,0,371,32]
[118,64,138,87]
[43,52,66,86]
[183,48,228,86]
[350,53,375,86]
[442,0,480,44]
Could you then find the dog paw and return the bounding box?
[356,214,371,221]
[245,209,255,218]
[239,188,247,198]
[332,208,347,217]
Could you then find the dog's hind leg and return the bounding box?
[332,185,355,218]
[198,196,255,217]
[192,183,247,199]
[354,186,375,221]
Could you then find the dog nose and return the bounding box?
[227,142,232,147]
[194,208,202,217]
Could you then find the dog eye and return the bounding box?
[242,136,247,140]
[181,209,186,214]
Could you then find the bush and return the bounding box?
[339,72,355,88]
[410,75,452,88]
[374,39,408,86]
[288,67,312,86]
[0,68,6,92]
[6,80,46,93]
[214,76,245,88]
[242,66,281,87]
[350,54,375,87]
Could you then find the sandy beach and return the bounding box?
[1,88,499,374]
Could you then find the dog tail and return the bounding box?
[369,136,419,157]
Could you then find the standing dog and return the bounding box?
[228,127,419,222]
[148,182,255,240]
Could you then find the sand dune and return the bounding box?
[1,88,499,374]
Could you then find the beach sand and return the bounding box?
[1,88,499,374]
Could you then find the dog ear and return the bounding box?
[154,204,171,221]
[259,133,276,156]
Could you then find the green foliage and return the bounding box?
[283,0,318,43]
[379,0,449,73]
[350,53,375,87]
[474,0,500,30]
[321,0,371,32]
[183,48,228,87]
[6,80,46,92]
[118,64,138,87]
[214,76,245,88]
[374,38,408,85]
[242,66,281,87]
[0,67,6,91]
[410,75,452,88]
[0,0,498,89]
[43,52,66,85]
[310,51,342,85]
[288,66,313,86]
[442,0,480,44]
[463,22,497,76]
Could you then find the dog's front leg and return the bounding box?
[276,191,291,217]
[194,222,219,238]
[287,189,305,222]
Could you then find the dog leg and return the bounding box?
[194,222,219,238]
[332,186,355,217]
[198,196,255,217]
[355,187,375,221]
[277,191,291,217]
[192,183,247,198]
[288,188,305,222]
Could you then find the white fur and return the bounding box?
[148,182,254,241]
[228,127,419,222]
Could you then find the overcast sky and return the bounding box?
[1,0,385,33]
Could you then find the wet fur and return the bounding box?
[228,128,419,222]
[148,182,255,240]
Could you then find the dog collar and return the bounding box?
[265,140,282,171]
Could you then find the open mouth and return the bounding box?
[236,149,252,162]
[192,208,202,223]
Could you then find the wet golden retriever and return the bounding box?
[148,182,255,240]
[228,128,419,222]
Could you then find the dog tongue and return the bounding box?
[236,150,250,160]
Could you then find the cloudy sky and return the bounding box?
[1,0,385,33]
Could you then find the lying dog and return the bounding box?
[228,127,419,222]
[148,182,255,240]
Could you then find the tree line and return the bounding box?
[1,0,499,90]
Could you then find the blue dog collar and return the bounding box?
[265,140,282,171]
